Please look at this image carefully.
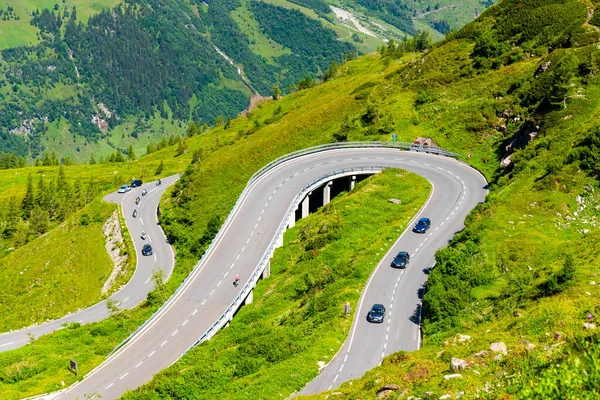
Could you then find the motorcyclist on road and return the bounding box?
[135,196,140,205]
[142,189,147,196]
[158,179,162,186]
[133,209,138,218]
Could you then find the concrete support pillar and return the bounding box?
[350,176,357,191]
[323,181,332,205]
[301,194,310,219]
[245,289,254,305]
[275,233,283,248]
[288,207,296,228]
[262,260,271,279]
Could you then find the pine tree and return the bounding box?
[114,151,125,162]
[186,121,198,137]
[146,142,156,155]
[128,144,136,161]
[224,116,232,129]
[42,152,51,166]
[272,84,281,100]
[89,153,96,164]
[175,140,188,156]
[21,174,35,219]
[30,206,50,235]
[155,160,164,175]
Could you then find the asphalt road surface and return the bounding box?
[0,176,178,353]
[50,148,486,400]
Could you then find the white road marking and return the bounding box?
[145,276,151,284]
[209,289,215,295]
[182,319,188,326]
[123,297,130,303]
[217,280,222,287]
[0,342,14,347]
[172,329,178,337]
[120,372,128,380]
[135,361,143,369]
[451,211,455,216]
[154,254,157,261]
[192,309,198,316]
[140,218,144,225]
[161,340,168,347]
[149,350,156,358]
[105,383,114,390]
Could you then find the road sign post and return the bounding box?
[69,359,78,376]
[392,134,397,142]
[344,302,350,317]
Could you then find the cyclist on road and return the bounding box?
[234,274,240,287]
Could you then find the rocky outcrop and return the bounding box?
[102,210,128,294]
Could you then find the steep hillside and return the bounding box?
[0,0,498,164]
[3,0,598,398]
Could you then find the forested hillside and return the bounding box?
[0,0,356,162]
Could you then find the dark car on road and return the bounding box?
[367,304,386,323]
[131,179,143,188]
[391,251,410,268]
[413,217,431,233]
[142,244,153,256]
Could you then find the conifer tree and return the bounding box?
[21,174,35,219]
[89,153,96,164]
[128,144,136,161]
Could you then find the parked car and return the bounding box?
[391,251,410,268]
[142,244,153,256]
[413,217,431,233]
[117,185,131,193]
[131,179,143,187]
[367,304,386,323]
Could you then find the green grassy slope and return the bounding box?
[0,200,122,331]
[0,0,120,49]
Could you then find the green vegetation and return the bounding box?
[123,169,430,399]
[2,0,596,398]
[0,199,119,331]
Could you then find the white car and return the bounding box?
[117,184,131,193]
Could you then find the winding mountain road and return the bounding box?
[0,177,178,353]
[49,146,486,400]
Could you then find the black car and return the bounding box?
[413,217,431,233]
[131,179,143,188]
[142,244,153,256]
[367,304,386,323]
[391,251,410,268]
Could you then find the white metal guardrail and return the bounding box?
[109,142,459,356]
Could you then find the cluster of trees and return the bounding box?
[0,153,26,170]
[1,168,96,245]
[286,0,332,19]
[454,0,589,71]
[377,31,432,58]
[197,0,354,97]
[357,0,415,35]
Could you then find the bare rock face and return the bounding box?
[490,342,508,355]
[450,357,469,372]
[584,322,596,330]
[388,198,402,204]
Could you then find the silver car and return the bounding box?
[117,184,131,193]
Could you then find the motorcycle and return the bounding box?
[132,209,138,218]
[141,189,147,196]
[141,231,147,240]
